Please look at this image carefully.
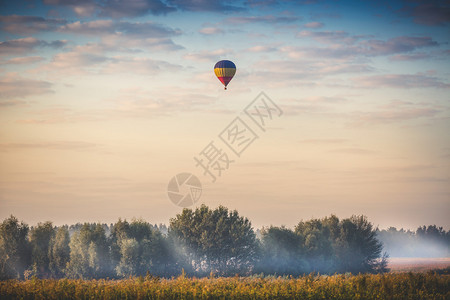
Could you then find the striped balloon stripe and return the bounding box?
[214,60,236,69]
[214,67,236,79]
[217,76,234,86]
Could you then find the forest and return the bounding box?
[0,205,449,280]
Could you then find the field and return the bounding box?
[1,272,449,300]
[389,257,450,272]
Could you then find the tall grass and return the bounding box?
[1,272,448,299]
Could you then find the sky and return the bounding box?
[0,0,449,231]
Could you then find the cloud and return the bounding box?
[0,100,27,107]
[360,36,438,56]
[290,35,438,59]
[400,1,450,26]
[389,53,430,61]
[59,20,181,38]
[302,96,348,103]
[329,148,377,155]
[43,0,98,17]
[38,40,182,76]
[281,45,357,59]
[0,141,98,151]
[297,30,355,44]
[0,56,44,65]
[99,0,176,18]
[184,48,233,61]
[167,0,243,12]
[57,20,183,52]
[0,74,53,98]
[199,27,225,35]
[45,46,108,73]
[109,86,218,117]
[299,139,347,144]
[0,15,67,35]
[350,108,440,125]
[247,45,278,52]
[241,59,372,88]
[349,100,442,125]
[353,73,450,89]
[0,37,67,56]
[43,0,176,17]
[16,106,105,124]
[101,56,182,75]
[303,21,324,28]
[226,15,300,24]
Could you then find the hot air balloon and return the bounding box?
[214,60,236,90]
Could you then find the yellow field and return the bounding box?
[1,272,449,299]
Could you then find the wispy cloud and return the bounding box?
[59,20,181,38]
[246,45,278,52]
[0,37,66,56]
[0,74,53,98]
[297,30,356,44]
[349,101,442,126]
[0,141,99,152]
[56,20,183,53]
[0,99,27,107]
[293,34,438,58]
[199,27,225,35]
[389,52,430,61]
[226,15,300,24]
[299,139,347,144]
[167,0,244,12]
[99,0,176,18]
[43,0,98,17]
[108,86,219,117]
[360,36,438,55]
[303,21,324,28]
[184,48,234,61]
[329,148,378,155]
[353,73,449,89]
[42,0,175,18]
[0,15,67,35]
[399,1,450,26]
[0,56,44,65]
[101,56,182,75]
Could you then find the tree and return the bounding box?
[29,221,54,278]
[49,226,70,278]
[169,205,258,276]
[256,226,305,275]
[336,215,386,273]
[113,219,168,277]
[66,223,110,278]
[0,216,31,279]
[295,218,335,273]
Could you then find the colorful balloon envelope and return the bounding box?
[214,60,236,90]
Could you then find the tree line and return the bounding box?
[0,204,403,279]
[377,225,450,257]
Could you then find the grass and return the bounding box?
[1,271,449,299]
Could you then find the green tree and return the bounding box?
[29,221,54,278]
[49,226,70,278]
[336,215,386,273]
[0,216,31,279]
[256,226,306,275]
[169,205,258,276]
[113,219,168,277]
[295,218,335,273]
[66,223,110,278]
